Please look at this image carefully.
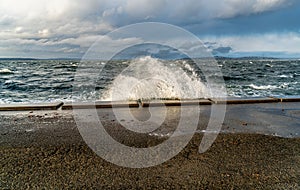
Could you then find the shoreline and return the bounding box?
[0,96,300,111]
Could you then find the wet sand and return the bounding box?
[1,103,300,189]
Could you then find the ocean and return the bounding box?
[0,57,299,103]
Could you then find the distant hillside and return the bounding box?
[0,58,38,60]
[214,56,280,60]
[0,56,292,61]
[0,58,80,61]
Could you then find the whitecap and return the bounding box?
[249,84,278,90]
[0,68,13,74]
[278,74,292,78]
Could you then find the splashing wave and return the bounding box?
[101,56,209,101]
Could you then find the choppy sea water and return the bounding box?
[0,57,299,103]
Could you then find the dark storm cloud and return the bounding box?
[0,0,299,58]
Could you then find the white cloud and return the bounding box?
[204,32,300,54]
[209,0,291,19]
[253,0,289,12]
[14,26,24,33]
[0,0,296,57]
[38,29,50,37]
[0,0,291,32]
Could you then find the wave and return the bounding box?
[249,84,278,90]
[0,68,13,75]
[265,63,273,67]
[0,59,299,103]
[100,56,210,101]
[223,75,245,81]
[277,74,293,78]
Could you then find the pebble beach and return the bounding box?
[1,102,299,189]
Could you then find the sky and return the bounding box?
[0,0,300,59]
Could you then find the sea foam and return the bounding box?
[101,56,209,101]
[0,68,13,74]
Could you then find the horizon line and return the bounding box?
[1,55,300,61]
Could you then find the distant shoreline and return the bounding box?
[1,56,300,61]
